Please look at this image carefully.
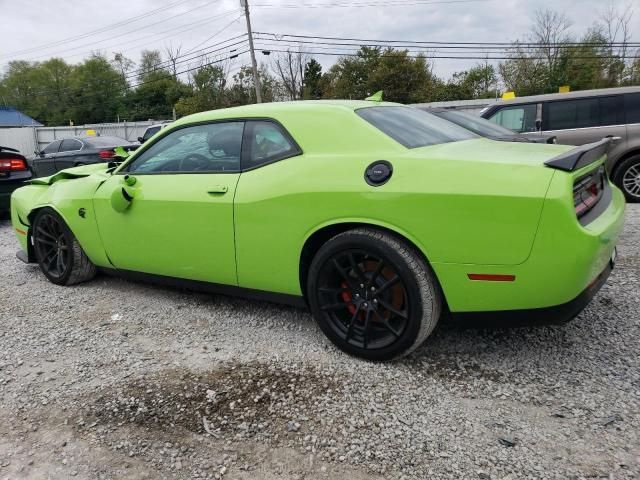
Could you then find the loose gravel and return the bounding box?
[0,207,639,480]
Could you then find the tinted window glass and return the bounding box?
[245,121,300,168]
[85,136,131,147]
[625,93,640,124]
[43,140,61,154]
[545,98,599,130]
[487,104,537,133]
[357,106,476,148]
[437,110,516,136]
[127,122,244,173]
[59,139,82,152]
[599,96,624,126]
[143,126,161,142]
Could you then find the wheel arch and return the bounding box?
[298,220,435,300]
[611,147,640,178]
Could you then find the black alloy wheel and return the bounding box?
[32,208,97,286]
[33,211,71,281]
[308,228,442,361]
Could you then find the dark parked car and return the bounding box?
[0,146,32,215]
[31,136,137,178]
[480,86,640,202]
[417,107,556,144]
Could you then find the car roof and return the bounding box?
[174,100,403,126]
[490,85,640,107]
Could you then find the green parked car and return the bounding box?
[10,100,624,360]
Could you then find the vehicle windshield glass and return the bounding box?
[356,106,477,148]
[437,110,515,136]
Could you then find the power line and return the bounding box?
[0,0,195,60]
[255,32,640,48]
[252,0,490,8]
[12,2,234,64]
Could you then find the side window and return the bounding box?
[487,104,537,133]
[599,96,624,126]
[625,93,640,124]
[127,122,244,174]
[59,139,82,152]
[142,126,161,142]
[43,140,61,154]
[545,98,599,130]
[244,120,300,169]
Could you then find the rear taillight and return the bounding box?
[99,150,115,159]
[573,166,605,218]
[0,158,27,171]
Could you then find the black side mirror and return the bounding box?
[137,136,144,143]
[535,119,542,132]
[34,150,44,157]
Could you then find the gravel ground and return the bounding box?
[0,206,639,480]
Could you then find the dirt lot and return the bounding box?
[0,206,639,480]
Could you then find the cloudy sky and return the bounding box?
[0,0,637,81]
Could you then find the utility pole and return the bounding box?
[241,0,262,103]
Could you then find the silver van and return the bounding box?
[480,86,640,202]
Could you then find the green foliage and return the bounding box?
[303,59,323,99]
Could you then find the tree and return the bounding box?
[68,54,126,124]
[111,52,135,83]
[164,44,183,78]
[175,63,227,116]
[271,49,308,100]
[226,65,278,106]
[138,50,164,81]
[303,59,323,99]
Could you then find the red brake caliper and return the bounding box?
[340,281,358,316]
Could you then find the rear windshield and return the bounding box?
[85,136,132,147]
[437,110,515,137]
[356,106,477,148]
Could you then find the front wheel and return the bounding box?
[32,208,97,286]
[613,155,640,203]
[307,228,442,361]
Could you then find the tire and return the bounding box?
[32,207,96,286]
[307,228,442,361]
[612,154,640,203]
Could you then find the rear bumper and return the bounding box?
[450,257,613,327]
[0,172,32,211]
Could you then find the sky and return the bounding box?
[0,0,637,82]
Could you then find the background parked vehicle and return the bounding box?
[138,121,172,144]
[0,146,32,215]
[420,107,556,144]
[480,86,640,202]
[31,136,138,178]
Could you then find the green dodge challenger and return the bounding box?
[10,100,625,360]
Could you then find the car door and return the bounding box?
[33,140,62,177]
[541,96,627,146]
[485,103,539,134]
[93,121,244,285]
[55,138,84,171]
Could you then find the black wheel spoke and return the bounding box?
[345,303,362,342]
[377,298,408,320]
[362,309,372,349]
[347,253,367,285]
[36,227,56,241]
[332,258,357,289]
[35,237,56,246]
[320,302,351,312]
[377,275,399,295]
[366,260,385,288]
[373,310,401,338]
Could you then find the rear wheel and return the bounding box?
[613,154,640,203]
[307,228,442,361]
[32,208,96,285]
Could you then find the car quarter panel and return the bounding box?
[234,117,561,296]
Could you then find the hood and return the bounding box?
[29,163,112,186]
[407,138,573,168]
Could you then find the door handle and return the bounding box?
[207,185,228,194]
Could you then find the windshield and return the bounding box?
[356,106,477,148]
[436,110,516,137]
[86,136,132,147]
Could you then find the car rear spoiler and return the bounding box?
[0,145,20,153]
[544,137,612,172]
